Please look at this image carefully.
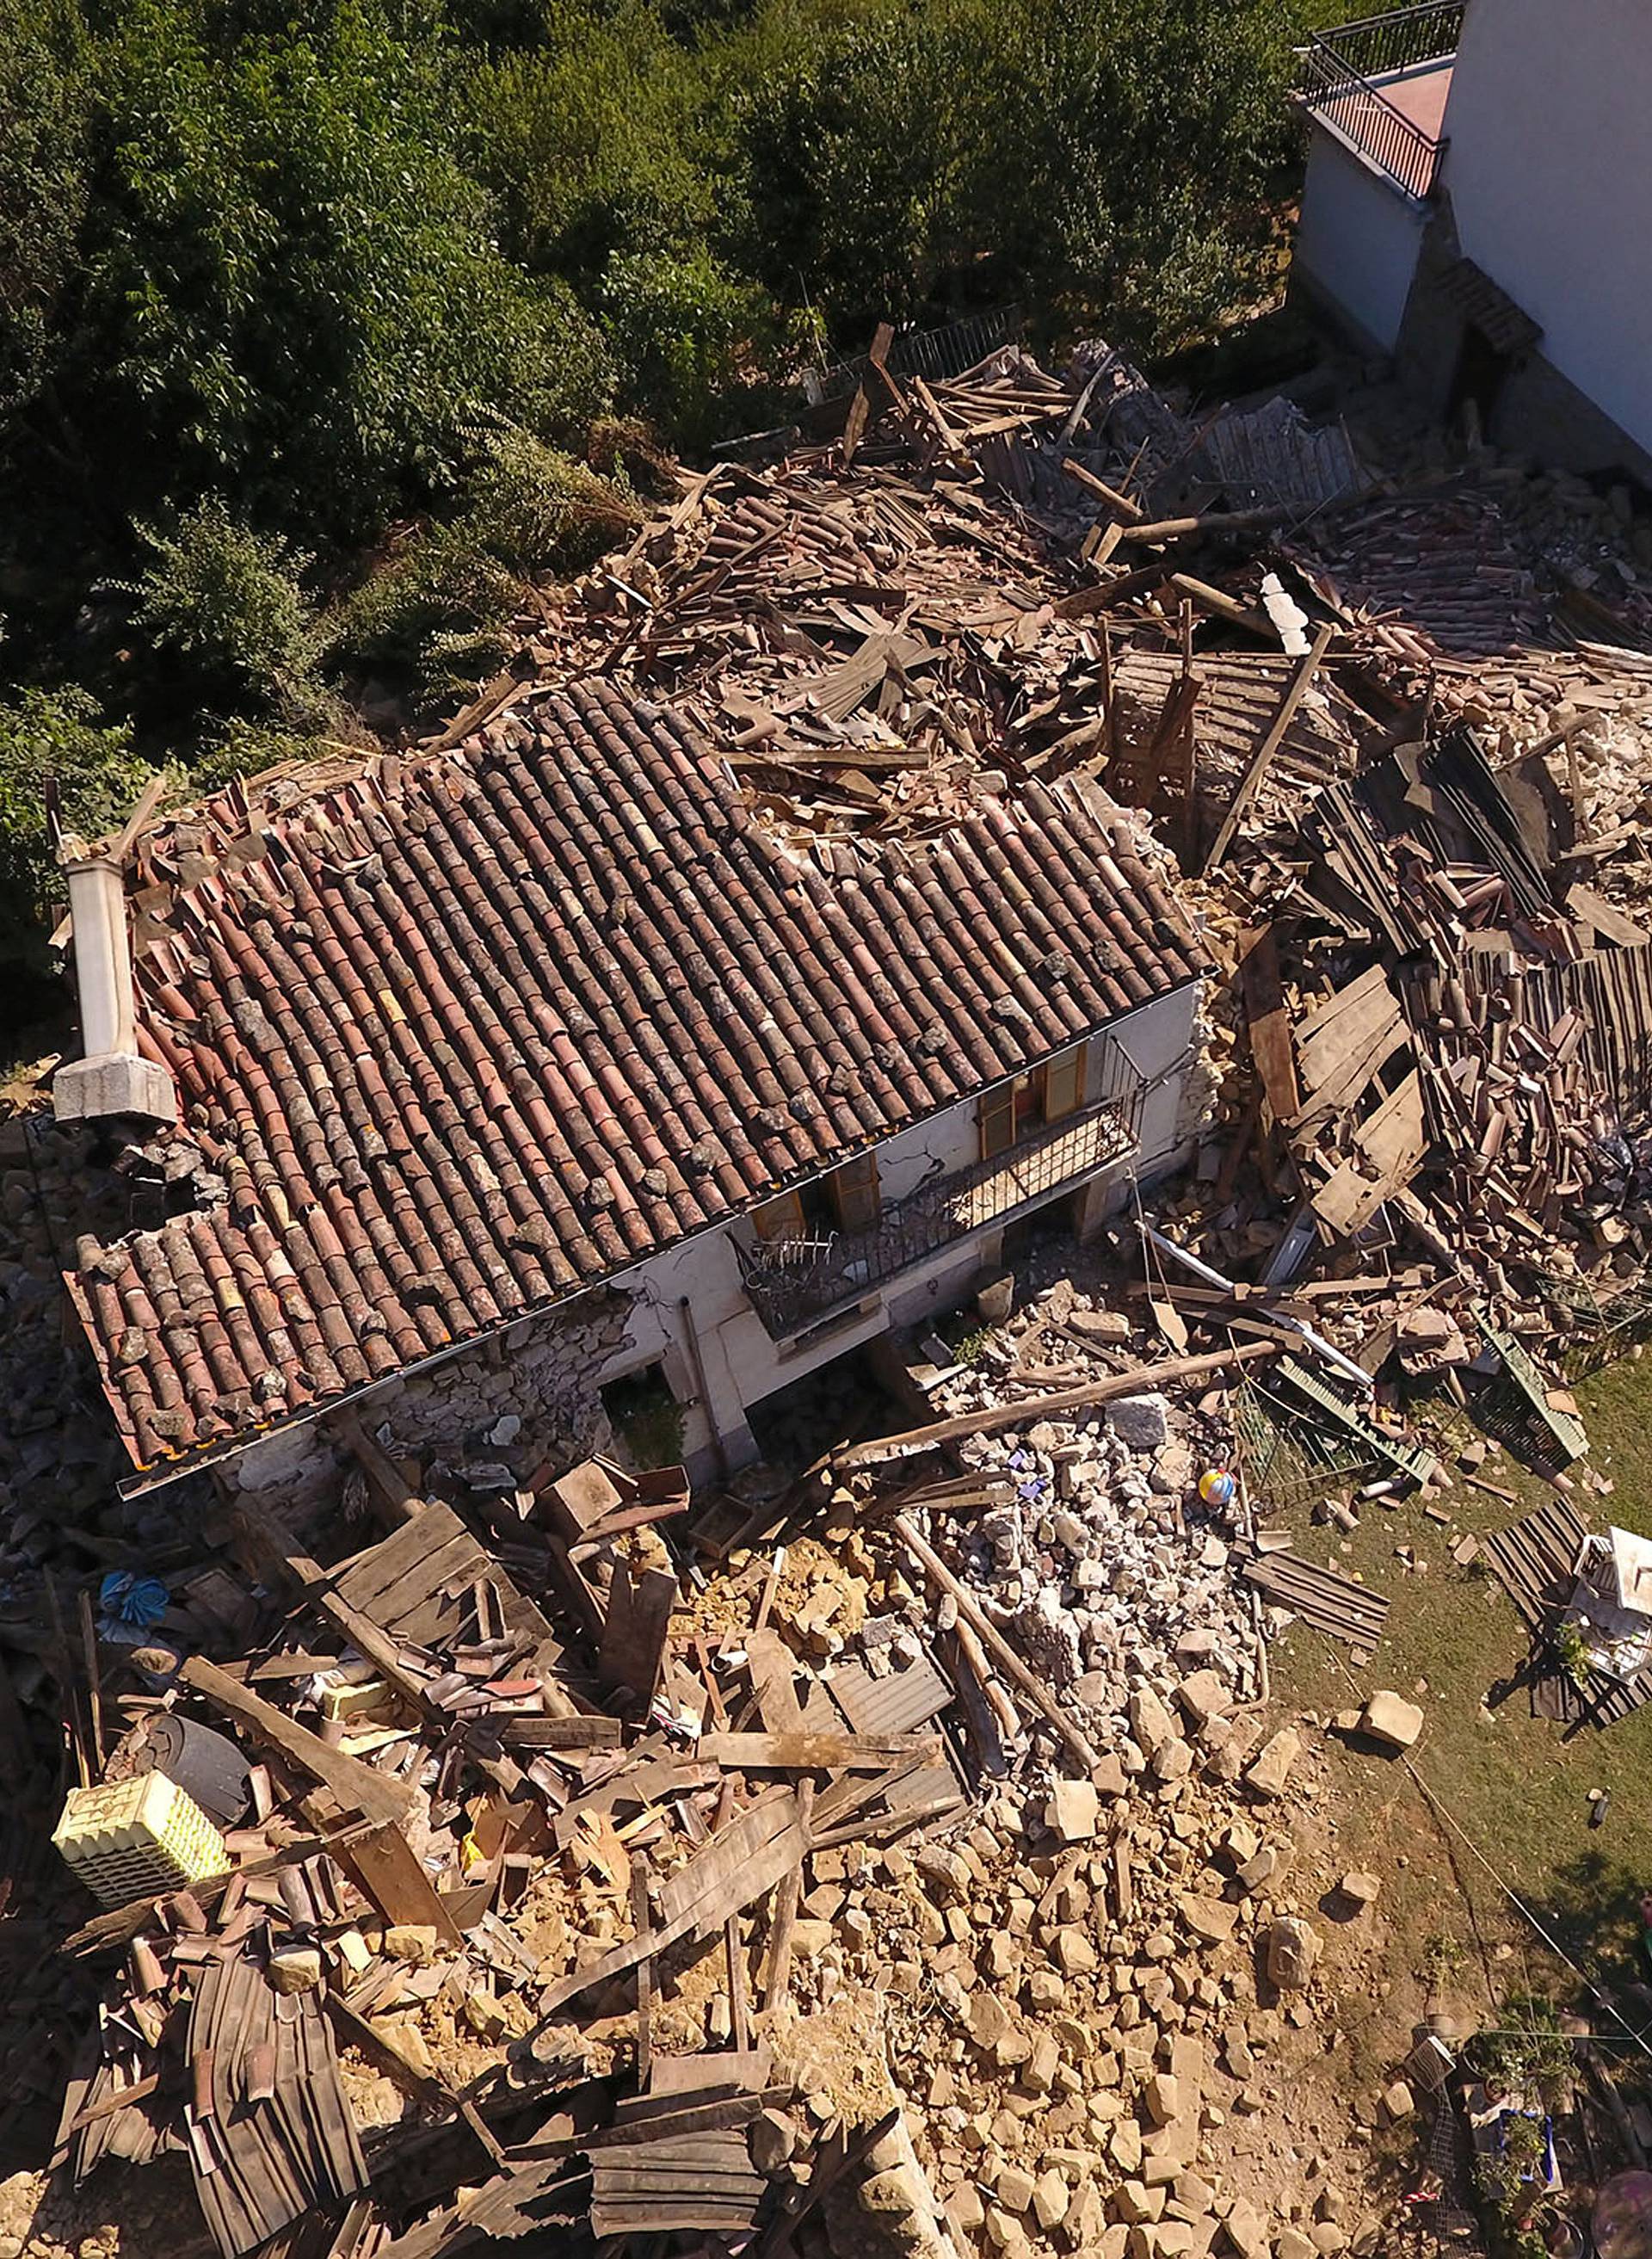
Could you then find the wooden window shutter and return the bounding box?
[753,1189,805,1243]
[1040,1045,1087,1123]
[829,1151,881,1231]
[978,1084,1016,1160]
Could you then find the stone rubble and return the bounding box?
[741,1279,1398,2259]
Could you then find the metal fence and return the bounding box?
[1297,1,1463,200]
[1311,0,1464,80]
[811,307,1025,405]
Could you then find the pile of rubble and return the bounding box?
[16,319,1652,2259]
[14,1299,1433,2259]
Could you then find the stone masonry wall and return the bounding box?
[217,1287,632,1533]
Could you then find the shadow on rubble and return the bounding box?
[12,2153,213,2259]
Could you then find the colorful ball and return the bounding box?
[1199,1468,1236,1507]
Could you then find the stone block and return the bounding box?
[1046,1777,1100,1842]
[1180,1895,1238,1945]
[1110,1394,1170,1450]
[1244,1729,1301,1799]
[1264,1916,1321,1991]
[1360,1692,1423,1750]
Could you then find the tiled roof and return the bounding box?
[67,681,1201,1472]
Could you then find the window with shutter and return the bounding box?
[829,1151,881,1231]
[1039,1044,1087,1122]
[978,1083,1016,1159]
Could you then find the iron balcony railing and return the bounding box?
[737,1088,1142,1340]
[1297,1,1464,201]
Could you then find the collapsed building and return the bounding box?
[9,323,1652,2259]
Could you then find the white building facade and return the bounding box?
[594,979,1203,1477]
[1292,0,1652,478]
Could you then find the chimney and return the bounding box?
[52,855,176,1125]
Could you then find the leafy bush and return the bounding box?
[0,688,162,966]
[599,246,774,445]
[327,431,638,704]
[1465,1994,1574,2112]
[325,529,523,703]
[460,429,639,577]
[126,500,317,715]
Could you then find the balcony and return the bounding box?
[1298,3,1462,201]
[737,1092,1141,1340]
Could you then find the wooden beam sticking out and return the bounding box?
[893,1515,1105,1781]
[1117,507,1284,545]
[833,1342,1276,1465]
[180,1655,410,1826]
[108,775,170,867]
[1059,457,1143,521]
[1204,624,1335,873]
[324,1408,423,1528]
[725,1915,752,2054]
[697,1731,941,1772]
[338,1818,464,1947]
[1169,573,1273,637]
[762,1779,814,2014]
[632,1861,653,2089]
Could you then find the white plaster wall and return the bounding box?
[597,984,1202,1461]
[1296,127,1429,355]
[1438,0,1652,457]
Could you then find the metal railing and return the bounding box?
[811,307,1025,405]
[1312,1,1464,80]
[737,1089,1140,1339]
[1297,2,1463,201]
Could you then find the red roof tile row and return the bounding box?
[68,682,1200,1471]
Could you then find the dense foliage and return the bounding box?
[0,0,1315,1006]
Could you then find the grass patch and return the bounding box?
[1267,1355,1652,2028]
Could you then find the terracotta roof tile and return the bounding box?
[67,682,1202,1471]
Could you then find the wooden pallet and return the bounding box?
[1481,1498,1652,1731]
[1241,1546,1390,1648]
[331,1502,564,1678]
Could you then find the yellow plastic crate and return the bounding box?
[52,1771,230,1907]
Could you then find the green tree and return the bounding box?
[463,2,715,287]
[63,0,613,542]
[0,688,161,968]
[0,0,93,418]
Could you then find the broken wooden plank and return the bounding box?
[1237,923,1300,1124]
[599,1561,678,1703]
[762,1778,814,2012]
[180,1656,410,1825]
[324,1408,423,1528]
[695,1731,941,1772]
[535,1793,804,2019]
[1205,624,1335,872]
